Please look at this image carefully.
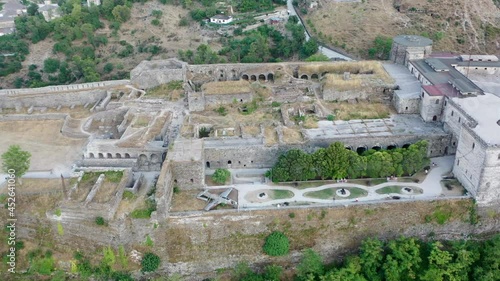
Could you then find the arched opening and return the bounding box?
[174,179,178,184]
[402,144,411,149]
[356,146,367,155]
[150,154,159,163]
[300,74,308,80]
[206,161,210,168]
[258,74,266,81]
[444,146,448,155]
[89,153,95,158]
[190,179,194,183]
[311,73,319,80]
[98,153,104,159]
[115,153,121,158]
[228,160,232,165]
[241,74,249,80]
[107,153,113,158]
[250,75,257,81]
[387,144,397,150]
[432,115,437,121]
[372,146,382,151]
[345,146,352,150]
[435,99,440,104]
[124,153,130,159]
[139,154,148,165]
[267,73,274,82]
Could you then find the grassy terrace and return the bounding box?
[304,187,368,199]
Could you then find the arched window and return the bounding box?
[435,99,440,104]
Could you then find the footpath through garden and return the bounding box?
[214,156,458,209]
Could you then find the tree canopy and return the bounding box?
[1,145,31,178]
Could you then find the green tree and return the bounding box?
[211,168,231,184]
[1,145,31,179]
[112,5,131,23]
[141,252,161,272]
[263,231,290,256]
[359,238,384,281]
[300,39,319,59]
[368,35,392,60]
[382,237,421,281]
[305,53,330,62]
[43,58,60,73]
[296,248,324,280]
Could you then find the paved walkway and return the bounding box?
[204,156,456,208]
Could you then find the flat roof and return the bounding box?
[425,58,449,71]
[451,93,500,145]
[410,58,483,95]
[393,35,433,47]
[211,15,231,20]
[460,55,499,62]
[382,63,422,99]
[422,83,459,97]
[169,139,203,162]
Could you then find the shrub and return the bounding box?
[288,212,295,218]
[212,168,231,184]
[263,231,290,256]
[151,19,161,26]
[122,190,135,200]
[104,63,114,73]
[95,216,106,226]
[327,114,335,121]
[179,17,189,26]
[271,101,281,107]
[141,252,161,272]
[57,222,64,235]
[43,58,60,73]
[173,186,180,194]
[55,208,61,217]
[216,106,227,116]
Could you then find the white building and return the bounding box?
[210,15,233,24]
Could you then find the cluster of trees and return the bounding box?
[233,235,500,281]
[212,168,231,184]
[266,141,429,182]
[238,0,285,13]
[179,16,318,64]
[263,231,290,256]
[368,35,393,60]
[2,0,139,86]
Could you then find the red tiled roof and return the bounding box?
[422,83,459,97]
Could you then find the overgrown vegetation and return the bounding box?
[266,141,429,182]
[212,168,231,184]
[233,235,500,281]
[263,231,290,256]
[95,216,106,226]
[141,252,161,272]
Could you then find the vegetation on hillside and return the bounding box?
[231,235,500,281]
[266,141,429,182]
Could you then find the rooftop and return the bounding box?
[382,63,421,99]
[451,93,500,145]
[459,55,499,62]
[410,58,483,95]
[422,83,459,97]
[393,35,433,47]
[211,14,231,20]
[169,139,203,162]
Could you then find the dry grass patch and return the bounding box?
[242,125,260,136]
[282,127,303,143]
[264,127,278,145]
[202,80,251,95]
[145,81,184,100]
[323,74,364,91]
[170,189,207,212]
[326,101,392,120]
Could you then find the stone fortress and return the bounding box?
[0,34,499,221]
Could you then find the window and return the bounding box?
[498,154,500,160]
[422,92,425,98]
[405,107,408,110]
[435,99,440,104]
[444,100,447,106]
[459,117,461,123]
[457,160,460,166]
[472,143,475,149]
[451,111,454,116]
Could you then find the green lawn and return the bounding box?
[304,187,368,199]
[376,186,402,194]
[271,190,294,200]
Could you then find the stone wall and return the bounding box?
[187,92,205,112]
[130,59,186,89]
[171,160,205,190]
[420,91,444,122]
[0,80,129,109]
[155,161,174,220]
[393,93,420,114]
[204,92,253,107]
[477,146,500,205]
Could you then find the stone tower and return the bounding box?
[390,35,433,66]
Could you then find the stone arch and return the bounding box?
[138,154,148,165]
[98,153,104,159]
[250,75,257,81]
[402,143,411,149]
[258,74,266,81]
[206,161,210,168]
[345,146,353,150]
[267,73,274,82]
[356,146,367,155]
[150,154,159,163]
[432,115,437,121]
[300,74,309,80]
[124,153,131,159]
[387,144,397,150]
[89,153,95,158]
[228,160,232,165]
[115,153,122,158]
[372,145,382,151]
[311,73,319,80]
[107,153,113,158]
[241,74,249,80]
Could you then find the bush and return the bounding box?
[141,252,160,272]
[43,58,60,73]
[212,168,231,184]
[151,19,161,26]
[179,17,189,26]
[173,186,180,194]
[95,216,106,226]
[263,231,290,256]
[271,101,281,107]
[215,106,227,116]
[327,114,335,121]
[289,212,295,218]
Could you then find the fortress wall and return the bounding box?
[323,89,372,101]
[171,160,205,190]
[0,113,67,121]
[187,92,205,111]
[155,161,175,220]
[420,91,444,122]
[204,92,253,107]
[393,93,420,114]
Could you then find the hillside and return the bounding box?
[301,0,500,58]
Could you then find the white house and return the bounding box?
[210,15,233,24]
